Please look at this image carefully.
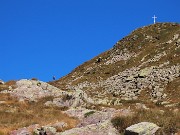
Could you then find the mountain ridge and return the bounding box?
[50,22,180,105]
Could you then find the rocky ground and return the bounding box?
[0,79,179,134]
[50,23,180,107]
[0,79,132,135]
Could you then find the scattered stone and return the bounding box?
[102,65,179,100]
[10,124,39,135]
[173,108,179,114]
[138,67,153,78]
[10,128,31,135]
[0,101,6,104]
[105,50,135,65]
[126,76,134,82]
[135,103,149,110]
[166,40,173,44]
[34,127,47,135]
[165,103,179,108]
[96,57,102,63]
[34,126,57,135]
[161,101,170,105]
[57,120,119,135]
[125,122,160,135]
[43,126,57,134]
[51,122,68,131]
[45,89,93,108]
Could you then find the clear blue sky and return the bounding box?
[0,0,180,82]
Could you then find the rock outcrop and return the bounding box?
[45,89,93,108]
[49,23,180,105]
[125,122,160,135]
[58,107,131,135]
[1,79,65,101]
[1,79,94,108]
[57,120,119,135]
[102,65,179,100]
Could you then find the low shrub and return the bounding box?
[62,94,73,101]
[111,109,180,134]
[31,78,38,81]
[155,100,163,107]
[111,115,137,133]
[84,111,95,118]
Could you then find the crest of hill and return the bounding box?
[50,23,180,104]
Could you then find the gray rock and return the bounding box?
[34,127,47,135]
[126,76,134,82]
[125,122,160,135]
[0,101,6,104]
[45,89,93,108]
[135,103,149,110]
[164,103,179,108]
[113,99,123,106]
[4,79,64,101]
[138,67,153,78]
[156,92,163,98]
[10,124,39,135]
[57,120,119,135]
[34,126,56,135]
[10,128,30,135]
[161,101,170,105]
[43,126,57,134]
[52,122,68,131]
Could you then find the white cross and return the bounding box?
[152,15,157,24]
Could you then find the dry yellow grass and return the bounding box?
[111,108,180,134]
[0,94,78,134]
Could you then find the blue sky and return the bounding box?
[0,0,180,82]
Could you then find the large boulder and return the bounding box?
[10,124,39,135]
[71,89,88,107]
[3,79,65,101]
[57,120,119,135]
[125,122,160,135]
[34,126,57,135]
[45,89,93,108]
[138,67,154,78]
[10,128,30,135]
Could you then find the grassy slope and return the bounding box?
[0,93,78,134]
[50,23,180,101]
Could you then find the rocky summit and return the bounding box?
[0,23,180,135]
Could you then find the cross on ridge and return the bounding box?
[152,15,157,24]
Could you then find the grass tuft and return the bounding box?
[111,109,180,134]
[84,111,95,118]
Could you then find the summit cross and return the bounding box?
[152,15,157,24]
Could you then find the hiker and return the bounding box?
[53,76,56,80]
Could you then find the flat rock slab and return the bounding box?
[125,122,160,135]
[57,120,119,135]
